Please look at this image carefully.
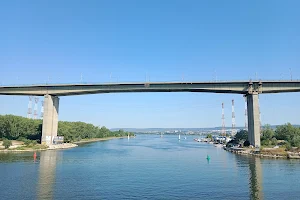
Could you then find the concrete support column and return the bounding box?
[41,95,59,145]
[247,93,261,148]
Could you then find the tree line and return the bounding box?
[229,123,300,149]
[0,115,134,143]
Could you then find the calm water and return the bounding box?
[0,135,300,200]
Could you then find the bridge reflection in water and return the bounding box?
[37,151,59,200]
[35,149,264,200]
[249,157,263,200]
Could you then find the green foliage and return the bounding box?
[285,142,292,151]
[261,139,271,146]
[0,114,133,143]
[0,115,42,141]
[261,125,274,140]
[275,123,300,141]
[23,139,38,147]
[259,123,300,148]
[273,123,300,148]
[271,138,278,146]
[235,130,248,142]
[3,139,12,149]
[291,135,300,148]
[58,121,133,142]
[243,140,250,147]
[206,134,212,139]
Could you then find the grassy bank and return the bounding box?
[0,143,48,152]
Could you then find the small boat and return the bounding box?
[184,136,187,140]
[214,144,223,148]
[178,134,181,140]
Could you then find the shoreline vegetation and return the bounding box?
[0,114,134,152]
[224,123,300,159]
[0,136,130,152]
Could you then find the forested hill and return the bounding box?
[0,115,133,143]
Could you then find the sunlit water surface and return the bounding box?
[0,134,300,200]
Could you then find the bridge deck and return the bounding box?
[1,81,300,96]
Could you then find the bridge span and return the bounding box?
[1,80,300,147]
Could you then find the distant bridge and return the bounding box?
[1,80,300,147]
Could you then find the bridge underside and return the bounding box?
[0,81,300,96]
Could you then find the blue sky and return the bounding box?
[1,0,300,128]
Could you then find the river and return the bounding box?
[0,134,300,200]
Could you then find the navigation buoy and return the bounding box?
[206,155,210,161]
[33,152,37,161]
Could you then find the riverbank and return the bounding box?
[0,136,131,152]
[224,146,300,159]
[74,136,129,144]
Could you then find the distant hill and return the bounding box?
[110,124,300,133]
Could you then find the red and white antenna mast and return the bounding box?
[27,96,33,119]
[33,97,39,119]
[40,100,44,119]
[232,99,236,136]
[244,96,248,130]
[222,103,225,136]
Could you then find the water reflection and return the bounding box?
[248,157,263,200]
[37,151,58,200]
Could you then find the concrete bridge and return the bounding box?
[1,80,300,147]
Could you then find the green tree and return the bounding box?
[291,135,300,148]
[0,114,134,143]
[3,139,12,149]
[206,134,213,139]
[275,123,299,141]
[244,140,250,147]
[235,130,248,142]
[271,138,278,146]
[261,124,274,140]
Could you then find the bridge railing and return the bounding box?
[1,79,300,87]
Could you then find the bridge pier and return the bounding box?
[41,95,59,145]
[246,93,261,148]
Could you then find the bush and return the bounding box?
[243,140,250,147]
[285,142,292,151]
[16,137,26,142]
[291,136,300,148]
[261,139,271,146]
[24,139,31,146]
[23,139,38,147]
[271,138,278,146]
[206,134,213,139]
[27,140,38,147]
[3,139,12,149]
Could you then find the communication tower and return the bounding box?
[33,97,39,119]
[27,96,33,119]
[222,103,225,136]
[232,99,236,136]
[40,100,44,119]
